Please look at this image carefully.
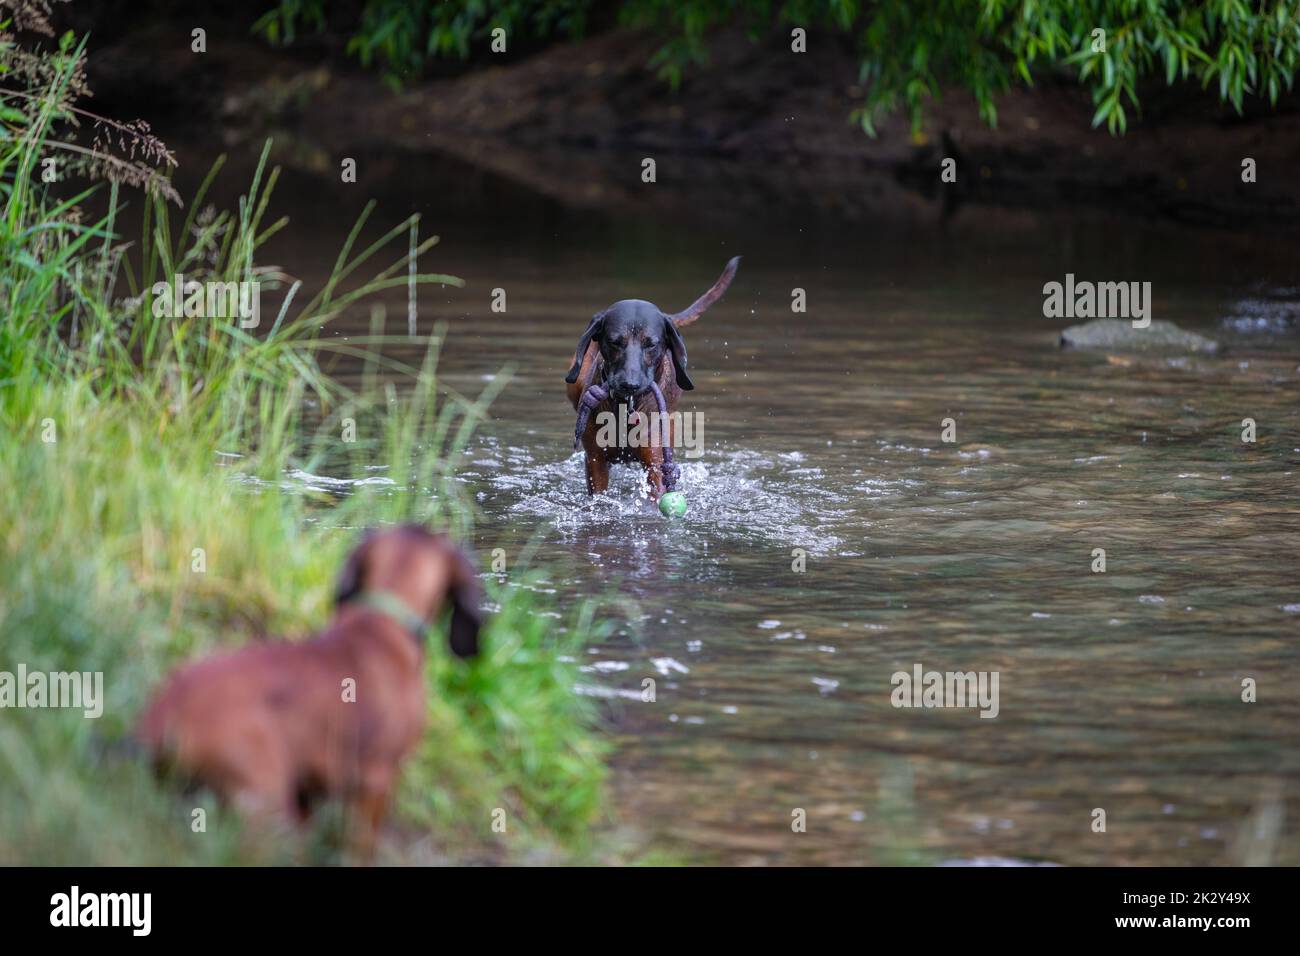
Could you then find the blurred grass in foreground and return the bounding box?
[0,26,612,863]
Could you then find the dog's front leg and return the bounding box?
[636,444,666,501]
[581,429,610,495]
[347,776,393,862]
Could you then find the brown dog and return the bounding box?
[136,525,482,855]
[565,257,740,499]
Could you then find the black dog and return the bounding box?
[565,257,740,497]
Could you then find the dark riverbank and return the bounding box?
[77,11,1300,231]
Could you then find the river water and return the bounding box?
[200,143,1299,865]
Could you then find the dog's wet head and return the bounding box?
[565,299,693,403]
[563,258,741,402]
[334,525,482,657]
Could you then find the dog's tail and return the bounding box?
[98,727,201,795]
[123,697,197,786]
[666,256,740,328]
[132,687,182,772]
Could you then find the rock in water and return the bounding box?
[1059,318,1219,354]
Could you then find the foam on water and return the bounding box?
[471,439,861,557]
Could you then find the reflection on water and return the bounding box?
[196,144,1299,865]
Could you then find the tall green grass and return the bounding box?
[0,30,609,863]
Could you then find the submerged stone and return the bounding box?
[1059,318,1219,354]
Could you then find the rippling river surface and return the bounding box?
[212,146,1299,865]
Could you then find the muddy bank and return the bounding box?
[85,19,1300,229]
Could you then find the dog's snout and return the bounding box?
[608,370,650,399]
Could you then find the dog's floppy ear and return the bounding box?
[446,546,483,659]
[564,312,605,384]
[334,529,377,607]
[662,314,694,390]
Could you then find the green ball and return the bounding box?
[658,491,688,517]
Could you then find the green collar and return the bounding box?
[353,590,428,643]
